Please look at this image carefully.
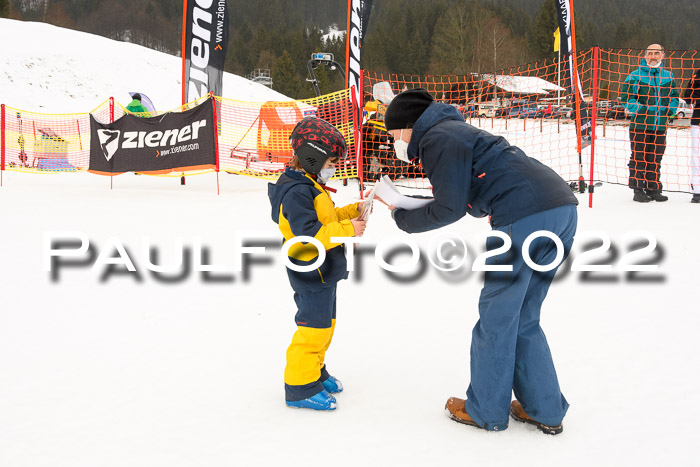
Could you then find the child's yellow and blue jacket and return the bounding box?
[270,168,360,401]
[268,168,360,292]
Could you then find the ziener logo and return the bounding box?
[97,129,120,161]
[188,0,214,100]
[347,0,362,118]
[96,120,207,160]
[121,120,207,149]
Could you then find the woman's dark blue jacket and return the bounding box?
[393,102,577,233]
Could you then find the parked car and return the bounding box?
[551,106,572,119]
[675,99,694,119]
[507,101,544,118]
[495,106,510,117]
[478,103,499,118]
[604,104,627,120]
[452,103,478,118]
[622,99,694,120]
[596,100,612,117]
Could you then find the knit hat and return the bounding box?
[384,88,434,130]
[290,117,347,174]
[132,93,141,102]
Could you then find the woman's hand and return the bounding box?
[364,188,391,208]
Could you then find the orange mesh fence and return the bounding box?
[592,49,699,193]
[363,62,583,190]
[1,99,115,173]
[363,48,699,195]
[217,88,358,180]
[1,89,359,181]
[3,50,697,195]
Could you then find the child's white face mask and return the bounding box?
[393,129,410,163]
[318,167,336,184]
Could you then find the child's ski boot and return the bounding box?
[286,390,337,410]
[322,375,343,394]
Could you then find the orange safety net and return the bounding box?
[592,48,699,193]
[362,65,583,189]
[1,100,116,173]
[4,51,697,196]
[1,89,359,181]
[362,47,699,195]
[217,88,358,180]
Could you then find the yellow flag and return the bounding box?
[553,28,560,52]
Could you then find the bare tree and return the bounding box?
[484,16,524,71]
[467,1,494,73]
[430,0,506,75]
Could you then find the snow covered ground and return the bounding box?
[1,18,699,467]
[0,19,289,113]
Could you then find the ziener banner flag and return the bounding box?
[555,1,571,59]
[555,0,590,142]
[89,98,216,175]
[346,0,373,116]
[182,0,229,104]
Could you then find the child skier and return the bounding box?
[268,117,367,410]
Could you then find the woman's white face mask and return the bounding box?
[393,129,410,163]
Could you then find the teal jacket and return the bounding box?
[621,58,679,132]
[126,99,150,116]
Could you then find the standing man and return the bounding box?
[381,89,578,434]
[621,44,679,203]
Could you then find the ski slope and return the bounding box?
[1,18,699,467]
[0,19,289,113]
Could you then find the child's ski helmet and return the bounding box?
[289,117,347,174]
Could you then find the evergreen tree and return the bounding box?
[273,50,302,98]
[430,1,474,75]
[154,0,179,20]
[6,0,700,80]
[251,24,273,68]
[374,0,445,75]
[431,0,522,74]
[322,32,346,92]
[485,0,532,39]
[362,22,390,73]
[529,0,558,59]
[313,65,332,96]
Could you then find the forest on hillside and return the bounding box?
[3,0,699,99]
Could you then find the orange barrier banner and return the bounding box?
[0,89,359,182]
[362,47,700,199]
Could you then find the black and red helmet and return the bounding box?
[290,117,347,174]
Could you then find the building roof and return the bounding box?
[481,74,565,95]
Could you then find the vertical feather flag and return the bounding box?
[182,0,229,104]
[555,0,590,190]
[346,0,373,119]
